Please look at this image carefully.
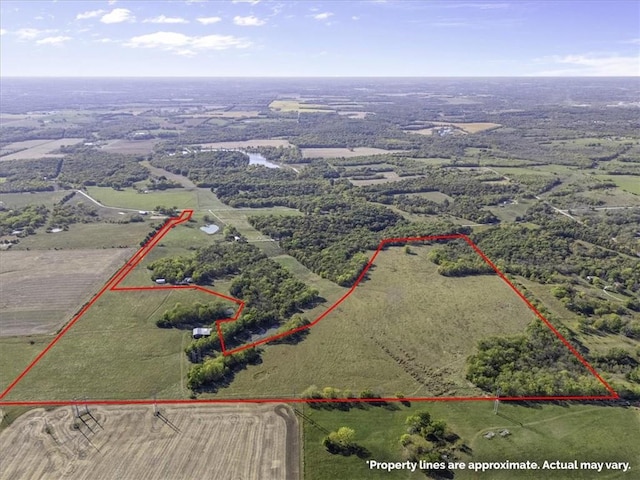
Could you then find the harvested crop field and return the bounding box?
[0,249,133,336]
[0,404,299,480]
[0,139,83,161]
[100,138,159,155]
[301,147,401,159]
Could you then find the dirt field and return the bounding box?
[0,404,300,480]
[0,139,83,160]
[0,249,133,336]
[196,139,292,148]
[301,147,400,159]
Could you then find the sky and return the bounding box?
[0,0,638,77]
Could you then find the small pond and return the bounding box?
[200,224,220,235]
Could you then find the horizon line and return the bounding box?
[1,75,638,79]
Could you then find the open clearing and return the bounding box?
[85,186,198,211]
[0,139,83,160]
[213,243,542,400]
[348,171,421,186]
[269,99,334,113]
[0,404,299,480]
[301,147,401,159]
[407,122,502,135]
[195,139,292,149]
[0,191,68,209]
[303,402,640,480]
[100,138,159,155]
[13,222,153,250]
[0,249,133,336]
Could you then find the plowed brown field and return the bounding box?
[0,249,133,336]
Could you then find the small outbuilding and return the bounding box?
[193,328,212,339]
[155,278,166,284]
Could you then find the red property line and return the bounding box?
[0,212,618,405]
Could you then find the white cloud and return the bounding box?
[233,15,266,26]
[0,29,6,36]
[101,8,135,24]
[108,0,118,4]
[232,0,261,4]
[538,54,640,76]
[352,16,360,21]
[622,38,640,45]
[15,28,54,40]
[76,9,105,20]
[36,35,72,46]
[143,15,189,24]
[125,31,251,55]
[313,12,333,21]
[197,16,222,25]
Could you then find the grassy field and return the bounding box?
[303,402,640,480]
[0,191,68,209]
[211,243,542,400]
[594,174,640,195]
[3,288,239,401]
[195,139,292,148]
[302,147,401,159]
[13,221,153,250]
[0,335,50,393]
[404,191,453,203]
[85,186,198,211]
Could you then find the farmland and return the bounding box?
[303,402,640,480]
[209,243,542,400]
[100,138,160,155]
[3,287,241,401]
[301,147,401,158]
[0,249,134,336]
[1,76,639,479]
[195,139,292,148]
[0,139,84,160]
[0,404,299,480]
[85,186,198,211]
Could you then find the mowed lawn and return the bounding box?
[303,402,640,480]
[4,288,239,401]
[214,244,538,400]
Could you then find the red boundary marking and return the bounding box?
[0,211,618,405]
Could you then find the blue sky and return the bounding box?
[1,0,638,76]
